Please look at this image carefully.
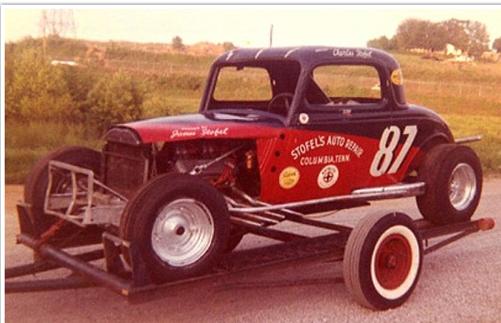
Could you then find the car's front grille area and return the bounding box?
[103,143,149,198]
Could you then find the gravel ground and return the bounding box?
[4,179,501,323]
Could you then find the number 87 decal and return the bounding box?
[370,125,418,177]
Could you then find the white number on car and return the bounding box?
[370,125,417,177]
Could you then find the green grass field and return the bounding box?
[5,40,501,183]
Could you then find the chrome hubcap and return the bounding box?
[448,163,477,211]
[151,198,214,267]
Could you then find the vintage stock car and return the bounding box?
[16,46,491,310]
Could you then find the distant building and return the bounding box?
[446,43,462,56]
[445,43,473,63]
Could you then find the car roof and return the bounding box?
[214,46,400,70]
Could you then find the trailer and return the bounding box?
[6,203,494,309]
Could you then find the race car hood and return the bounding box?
[110,112,284,144]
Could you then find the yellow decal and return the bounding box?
[279,167,300,189]
[391,69,403,86]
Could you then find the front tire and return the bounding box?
[24,146,102,241]
[120,173,230,283]
[343,211,423,310]
[416,144,482,224]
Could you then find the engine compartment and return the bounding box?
[103,139,260,198]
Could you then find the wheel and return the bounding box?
[343,211,423,310]
[24,146,102,239]
[120,173,230,283]
[416,144,482,225]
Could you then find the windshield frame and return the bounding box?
[200,59,304,125]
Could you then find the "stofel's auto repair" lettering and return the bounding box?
[291,135,364,161]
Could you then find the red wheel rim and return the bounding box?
[375,233,412,290]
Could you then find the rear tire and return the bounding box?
[416,144,482,224]
[120,173,230,283]
[343,211,423,310]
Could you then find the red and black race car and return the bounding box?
[20,47,485,310]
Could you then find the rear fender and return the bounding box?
[408,132,451,174]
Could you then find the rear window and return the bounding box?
[213,66,272,101]
[308,65,382,106]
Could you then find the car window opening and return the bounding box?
[209,60,301,118]
[307,65,382,108]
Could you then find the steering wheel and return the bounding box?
[267,93,294,116]
[333,97,360,105]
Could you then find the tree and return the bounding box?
[6,48,73,121]
[394,19,432,50]
[440,19,470,51]
[367,36,396,50]
[172,36,185,51]
[427,22,448,52]
[61,64,102,121]
[494,37,501,53]
[85,71,144,132]
[465,20,490,58]
[441,19,489,58]
[391,18,489,57]
[394,19,447,51]
[222,42,236,51]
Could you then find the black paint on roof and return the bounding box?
[214,46,400,70]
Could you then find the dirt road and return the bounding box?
[4,180,501,322]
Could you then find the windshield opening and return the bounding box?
[208,60,301,118]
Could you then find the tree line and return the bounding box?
[5,38,145,132]
[368,18,501,58]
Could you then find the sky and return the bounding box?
[3,5,501,48]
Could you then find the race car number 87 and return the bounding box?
[370,125,417,177]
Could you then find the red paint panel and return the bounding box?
[123,114,282,143]
[129,122,281,143]
[256,129,420,203]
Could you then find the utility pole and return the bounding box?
[269,24,273,48]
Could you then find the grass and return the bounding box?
[394,52,501,86]
[5,39,501,183]
[442,114,501,173]
[5,122,102,183]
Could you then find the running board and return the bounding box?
[228,182,426,213]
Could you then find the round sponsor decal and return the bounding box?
[279,167,300,189]
[317,164,339,189]
[299,113,310,124]
[391,69,403,86]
